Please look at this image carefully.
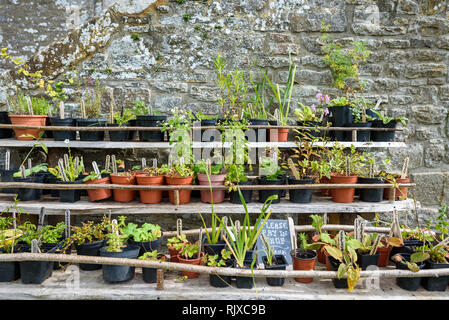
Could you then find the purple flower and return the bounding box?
[324,95,330,103]
[324,107,329,116]
[310,104,316,112]
[316,93,323,101]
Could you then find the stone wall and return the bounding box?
[0,0,448,221]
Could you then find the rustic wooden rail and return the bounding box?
[0,124,403,131]
[0,253,445,279]
[0,182,415,190]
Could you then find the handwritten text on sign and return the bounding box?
[256,219,292,265]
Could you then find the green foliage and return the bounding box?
[48,147,84,182]
[295,103,320,122]
[167,234,189,250]
[8,92,51,115]
[260,158,285,180]
[204,254,226,267]
[194,159,224,175]
[13,163,48,178]
[131,33,141,41]
[183,13,192,22]
[132,100,150,116]
[245,67,272,119]
[81,79,105,119]
[371,110,408,127]
[83,169,105,182]
[40,222,67,243]
[180,242,199,259]
[119,217,162,242]
[17,221,38,245]
[139,250,165,261]
[113,108,136,127]
[64,217,108,249]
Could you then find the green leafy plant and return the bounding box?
[180,242,199,259]
[17,221,38,245]
[167,234,189,251]
[260,158,285,180]
[40,222,67,244]
[392,251,430,272]
[48,145,84,182]
[203,249,232,267]
[119,217,161,242]
[80,79,106,119]
[8,92,51,115]
[63,217,108,252]
[13,163,48,178]
[113,108,136,127]
[245,66,272,119]
[371,110,408,127]
[139,250,166,261]
[132,100,150,116]
[194,159,224,175]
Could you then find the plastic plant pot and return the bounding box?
[393,252,425,291]
[135,174,164,204]
[136,115,167,142]
[249,118,268,142]
[84,176,112,202]
[328,256,348,289]
[200,119,219,142]
[343,122,372,142]
[421,260,449,292]
[19,245,57,284]
[197,173,226,204]
[330,174,358,203]
[383,177,410,201]
[263,255,288,287]
[142,253,166,283]
[229,180,253,204]
[0,169,18,194]
[128,237,162,257]
[234,261,254,289]
[357,253,380,270]
[50,117,76,141]
[99,245,140,283]
[177,252,204,279]
[203,236,226,257]
[288,176,315,203]
[371,120,397,142]
[9,114,47,141]
[110,173,136,203]
[0,247,20,282]
[296,120,322,139]
[377,243,392,267]
[168,246,181,263]
[358,177,384,202]
[75,240,106,271]
[166,175,194,205]
[77,118,106,141]
[291,249,317,283]
[14,174,44,201]
[0,111,13,139]
[258,176,283,204]
[57,179,82,203]
[328,105,353,141]
[108,123,130,142]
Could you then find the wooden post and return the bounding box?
[156,269,164,290]
[174,190,180,206]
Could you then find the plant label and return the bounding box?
[5,150,10,171]
[152,158,157,168]
[176,219,182,236]
[105,155,110,173]
[65,209,71,239]
[255,219,293,265]
[141,158,146,169]
[31,239,41,253]
[198,227,203,254]
[37,207,46,232]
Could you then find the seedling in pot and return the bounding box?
[391,252,429,272]
[139,250,166,261]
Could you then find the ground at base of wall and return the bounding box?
[1,263,448,300]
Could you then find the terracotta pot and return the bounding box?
[197,173,226,204]
[110,174,136,202]
[330,174,358,203]
[84,176,112,201]
[136,174,164,204]
[320,175,332,196]
[9,115,47,141]
[291,249,317,283]
[166,175,194,205]
[377,243,392,267]
[324,248,331,271]
[168,246,181,263]
[269,128,289,142]
[383,177,409,201]
[177,252,204,279]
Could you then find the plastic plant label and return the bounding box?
[37,207,46,232]
[176,219,182,237]
[65,209,71,239]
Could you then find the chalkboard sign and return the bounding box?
[255,219,293,266]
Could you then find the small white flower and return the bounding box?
[64,139,70,144]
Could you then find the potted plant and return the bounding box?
[83,167,112,202]
[196,111,219,142]
[195,159,226,204]
[309,214,331,265]
[119,217,162,256]
[258,158,285,204]
[76,79,107,142]
[109,160,136,203]
[133,100,167,142]
[13,163,48,201]
[328,144,362,203]
[260,235,288,286]
[291,233,320,283]
[286,136,323,203]
[420,243,449,292]
[8,93,49,141]
[357,155,386,203]
[203,249,233,288]
[63,217,108,271]
[139,250,166,283]
[165,163,195,205]
[311,147,333,196]
[199,211,225,256]
[391,251,429,291]
[220,191,275,289]
[343,98,374,142]
[99,217,140,283]
[370,110,408,142]
[177,241,204,279]
[355,231,382,270]
[49,102,77,141]
[295,93,329,139]
[167,233,189,263]
[264,56,296,142]
[39,222,68,270]
[135,166,166,204]
[0,213,22,282]
[108,107,136,142]
[226,163,253,204]
[327,97,353,141]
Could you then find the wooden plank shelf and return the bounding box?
[0,194,417,215]
[0,138,407,149]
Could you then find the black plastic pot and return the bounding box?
[0,168,18,194]
[128,119,137,140]
[394,253,426,291]
[0,111,13,139]
[203,236,226,256]
[421,260,449,292]
[258,176,283,204]
[358,177,384,202]
[328,256,348,289]
[229,180,253,204]
[288,176,315,203]
[344,122,372,142]
[234,262,254,289]
[357,253,380,270]
[209,259,233,288]
[14,174,44,201]
[47,174,60,198]
[77,118,106,141]
[108,123,131,142]
[75,240,106,271]
[0,247,20,282]
[142,254,166,283]
[136,115,167,142]
[200,118,219,142]
[371,120,397,142]
[41,241,67,270]
[19,245,56,284]
[43,116,54,139]
[99,245,140,282]
[40,172,53,195]
[129,236,162,257]
[50,117,76,141]
[249,118,268,142]
[57,179,82,203]
[296,120,322,139]
[328,105,353,141]
[244,249,255,264]
[263,255,288,287]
